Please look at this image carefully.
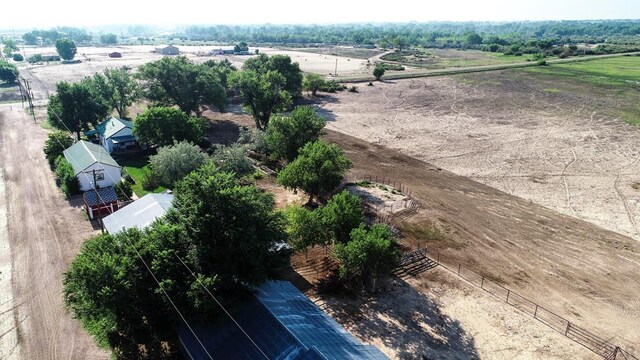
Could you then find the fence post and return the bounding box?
[564,322,571,336]
[506,289,511,303]
[480,277,484,289]
[458,264,461,275]
[534,305,538,318]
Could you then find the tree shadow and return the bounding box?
[206,119,242,146]
[320,277,479,359]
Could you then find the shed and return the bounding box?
[41,54,60,61]
[178,280,389,360]
[155,44,179,55]
[109,52,122,58]
[63,140,122,192]
[83,187,120,220]
[102,193,174,234]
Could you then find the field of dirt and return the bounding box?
[0,107,109,359]
[319,72,640,242]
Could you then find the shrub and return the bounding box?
[27,54,43,63]
[348,86,358,93]
[54,156,81,197]
[43,130,74,165]
[12,53,24,62]
[237,127,269,154]
[149,141,208,188]
[211,144,254,178]
[140,168,160,191]
[266,106,326,162]
[115,179,134,200]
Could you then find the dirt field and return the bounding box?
[319,71,640,242]
[0,107,109,359]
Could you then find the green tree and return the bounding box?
[333,224,399,291]
[211,144,254,178]
[137,56,227,116]
[234,41,249,53]
[149,141,208,188]
[99,33,118,45]
[230,69,292,131]
[43,130,74,165]
[243,53,303,97]
[23,32,38,45]
[465,32,483,45]
[55,38,77,60]
[91,67,141,119]
[27,54,43,63]
[202,58,236,89]
[133,107,205,147]
[12,53,24,62]
[2,39,18,57]
[0,60,18,83]
[266,105,325,162]
[392,36,409,50]
[54,156,81,196]
[47,80,110,139]
[321,190,364,244]
[302,73,327,96]
[277,140,351,205]
[373,64,385,81]
[283,206,331,257]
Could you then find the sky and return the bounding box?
[2,0,640,29]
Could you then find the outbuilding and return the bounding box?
[155,44,179,55]
[102,193,174,234]
[108,52,122,58]
[83,186,120,220]
[63,140,122,192]
[41,54,60,61]
[86,117,140,154]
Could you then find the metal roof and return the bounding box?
[83,187,119,207]
[62,140,120,175]
[102,193,174,234]
[101,117,134,139]
[178,281,389,360]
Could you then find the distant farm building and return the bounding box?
[108,52,122,58]
[102,193,174,234]
[83,187,120,220]
[62,140,122,192]
[178,280,389,359]
[41,54,60,61]
[211,47,234,55]
[155,44,179,55]
[86,117,141,155]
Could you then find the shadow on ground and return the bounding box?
[321,277,479,359]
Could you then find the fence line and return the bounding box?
[430,251,637,360]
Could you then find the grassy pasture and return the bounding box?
[382,48,544,69]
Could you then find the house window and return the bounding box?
[95,172,105,181]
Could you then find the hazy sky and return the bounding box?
[3,0,640,29]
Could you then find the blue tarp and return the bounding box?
[178,281,388,360]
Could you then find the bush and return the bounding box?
[54,156,81,197]
[318,81,346,93]
[43,130,74,165]
[211,144,254,178]
[266,106,326,162]
[237,127,269,154]
[348,86,358,93]
[149,141,208,188]
[12,53,24,62]
[115,179,134,200]
[140,168,160,191]
[27,54,43,63]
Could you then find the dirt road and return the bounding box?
[0,107,109,359]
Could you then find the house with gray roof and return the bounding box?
[102,193,174,234]
[155,44,179,55]
[86,117,140,154]
[63,140,122,191]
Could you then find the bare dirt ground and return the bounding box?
[0,107,109,359]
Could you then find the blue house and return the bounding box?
[178,281,388,360]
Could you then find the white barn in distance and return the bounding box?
[102,193,174,234]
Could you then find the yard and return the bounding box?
[118,156,165,197]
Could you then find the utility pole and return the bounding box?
[334,58,338,77]
[93,169,105,233]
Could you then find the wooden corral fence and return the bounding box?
[430,252,638,360]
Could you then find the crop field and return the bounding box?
[381,48,543,69]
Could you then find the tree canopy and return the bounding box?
[211,143,254,178]
[333,224,400,291]
[277,140,351,205]
[100,33,118,45]
[0,60,18,83]
[90,67,141,119]
[137,56,227,115]
[47,80,110,139]
[373,64,385,81]
[55,38,77,60]
[322,190,364,244]
[230,69,292,131]
[266,106,326,162]
[243,54,303,97]
[63,165,286,355]
[43,130,74,165]
[149,141,208,188]
[133,107,205,147]
[302,73,328,96]
[283,206,331,256]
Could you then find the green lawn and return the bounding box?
[119,157,166,197]
[381,48,545,69]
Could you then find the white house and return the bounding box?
[88,117,139,154]
[102,193,174,234]
[63,140,122,192]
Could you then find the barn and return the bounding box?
[83,186,120,220]
[108,52,122,58]
[155,45,179,55]
[62,140,122,192]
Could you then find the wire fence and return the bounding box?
[431,251,638,360]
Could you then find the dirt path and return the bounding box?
[0,107,109,359]
[322,129,640,354]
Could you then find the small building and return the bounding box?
[108,52,122,58]
[178,280,389,360]
[63,140,122,192]
[155,44,179,55]
[83,186,120,220]
[41,54,60,61]
[211,47,235,55]
[86,117,140,154]
[102,193,174,234]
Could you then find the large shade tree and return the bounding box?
[266,106,326,162]
[242,53,303,97]
[133,107,205,147]
[55,38,77,60]
[91,67,141,119]
[231,69,291,131]
[47,80,110,139]
[137,56,227,116]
